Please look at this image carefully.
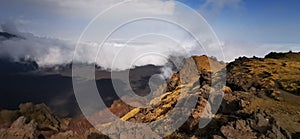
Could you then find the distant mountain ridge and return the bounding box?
[0,55,163,118]
[0,32,21,40]
[0,57,38,74]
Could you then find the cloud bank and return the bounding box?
[0,23,197,70]
[1,22,299,70]
[0,23,75,66]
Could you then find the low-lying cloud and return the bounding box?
[0,23,196,70]
[1,23,299,71]
[0,23,75,66]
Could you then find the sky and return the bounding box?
[0,0,299,68]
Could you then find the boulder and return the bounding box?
[0,116,41,139]
[19,103,62,131]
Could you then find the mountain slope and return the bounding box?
[0,52,299,138]
[119,53,299,138]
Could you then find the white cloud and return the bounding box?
[200,0,243,12]
[1,23,299,69]
[0,0,177,40]
[0,0,183,69]
[0,23,194,69]
[15,0,175,19]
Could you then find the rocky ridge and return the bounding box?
[0,52,299,139]
[118,53,299,139]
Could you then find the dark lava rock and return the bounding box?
[220,111,291,139]
[199,70,212,86]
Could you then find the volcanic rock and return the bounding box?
[0,116,40,139]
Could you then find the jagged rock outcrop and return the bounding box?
[0,116,40,139]
[0,103,69,138]
[49,128,103,139]
[0,103,109,139]
[118,54,296,139]
[18,103,62,131]
[220,111,291,139]
[0,103,63,131]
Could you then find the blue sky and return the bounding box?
[0,0,299,64]
[177,0,300,43]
